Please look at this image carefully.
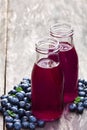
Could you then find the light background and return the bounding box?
[0,0,87,88]
[0,0,87,129]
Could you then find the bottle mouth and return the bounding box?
[36,37,59,54]
[50,22,74,38]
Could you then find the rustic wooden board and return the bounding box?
[0,0,8,130]
[2,0,87,130]
[6,0,87,84]
[6,0,37,92]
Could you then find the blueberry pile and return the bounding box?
[69,79,87,114]
[0,77,45,130]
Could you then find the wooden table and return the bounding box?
[0,0,87,129]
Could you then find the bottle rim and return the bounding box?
[35,37,59,54]
[50,22,74,38]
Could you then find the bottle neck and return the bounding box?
[50,23,74,45]
[50,34,73,45]
[35,38,60,67]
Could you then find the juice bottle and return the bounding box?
[50,23,78,103]
[31,38,64,121]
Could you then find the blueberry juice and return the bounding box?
[31,38,64,121]
[59,42,78,102]
[50,23,78,103]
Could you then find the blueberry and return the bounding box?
[78,79,82,83]
[84,97,87,101]
[69,103,77,112]
[20,83,29,90]
[11,106,18,113]
[80,97,85,102]
[6,122,14,129]
[78,86,84,91]
[20,91,26,96]
[23,77,30,82]
[21,79,30,84]
[25,103,31,110]
[29,115,37,123]
[78,82,83,86]
[25,92,31,100]
[29,122,36,130]
[8,96,19,105]
[26,87,31,92]
[29,92,32,99]
[83,79,86,84]
[23,97,29,103]
[83,100,87,108]
[77,102,83,107]
[77,106,84,114]
[84,81,87,85]
[6,103,12,109]
[84,88,87,93]
[13,119,21,123]
[16,92,24,101]
[8,89,17,95]
[3,111,9,117]
[21,116,28,122]
[14,121,22,130]
[14,85,19,90]
[0,95,8,99]
[1,98,8,107]
[24,111,32,117]
[5,116,14,123]
[26,92,31,98]
[22,121,29,129]
[14,114,19,119]
[79,79,85,84]
[8,96,13,102]
[24,87,31,93]
[78,91,86,97]
[19,101,26,108]
[2,107,6,113]
[18,108,25,117]
[37,120,45,127]
[11,97,19,105]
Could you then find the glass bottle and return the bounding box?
[50,23,78,103]
[31,37,64,121]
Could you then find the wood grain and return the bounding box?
[0,0,87,130]
[6,0,87,89]
[6,0,36,92]
[0,0,8,130]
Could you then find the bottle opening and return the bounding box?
[36,37,59,54]
[50,22,74,38]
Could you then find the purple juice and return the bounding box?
[59,42,78,103]
[50,23,78,103]
[31,58,64,121]
[49,42,78,103]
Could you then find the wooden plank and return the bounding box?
[6,0,87,130]
[0,0,7,98]
[6,0,36,92]
[0,0,8,130]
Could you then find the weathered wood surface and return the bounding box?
[0,0,8,130]
[0,0,87,130]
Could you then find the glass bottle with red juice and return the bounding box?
[50,23,78,103]
[31,38,64,121]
